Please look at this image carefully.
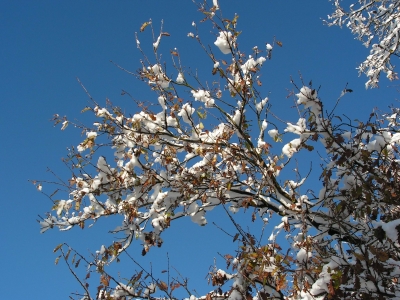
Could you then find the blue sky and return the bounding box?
[2,1,400,299]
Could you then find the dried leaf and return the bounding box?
[224,254,234,260]
[100,275,110,287]
[158,280,168,291]
[328,280,335,295]
[140,21,151,32]
[233,233,240,242]
[53,243,63,253]
[133,270,143,282]
[353,252,365,261]
[65,249,71,261]
[75,258,81,268]
[170,283,180,292]
[81,107,91,113]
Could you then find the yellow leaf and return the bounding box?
[81,107,91,113]
[140,21,151,32]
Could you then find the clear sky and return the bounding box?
[2,1,399,299]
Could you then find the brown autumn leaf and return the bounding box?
[224,254,234,260]
[170,283,180,292]
[158,280,168,291]
[170,50,179,56]
[233,233,239,242]
[328,279,335,295]
[97,285,104,294]
[75,258,81,268]
[276,40,283,47]
[201,193,208,203]
[53,243,63,253]
[304,280,311,290]
[65,249,71,261]
[100,275,110,287]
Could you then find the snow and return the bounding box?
[268,129,278,139]
[148,64,170,88]
[60,120,68,130]
[158,95,166,111]
[282,138,301,158]
[191,89,215,107]
[212,0,219,10]
[153,34,161,51]
[231,110,241,126]
[297,248,311,263]
[379,219,400,243]
[176,72,185,83]
[178,103,195,124]
[214,31,235,54]
[256,97,268,113]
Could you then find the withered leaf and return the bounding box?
[100,275,110,287]
[170,283,180,292]
[140,21,151,32]
[53,243,63,253]
[158,280,168,291]
[233,233,239,242]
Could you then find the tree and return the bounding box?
[37,1,400,299]
[327,0,400,88]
